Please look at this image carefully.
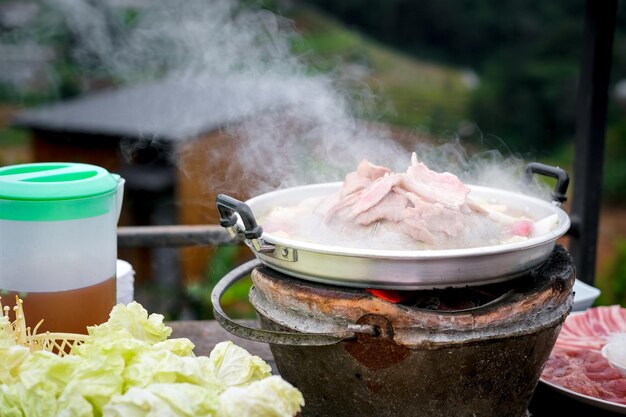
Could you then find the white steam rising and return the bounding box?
[53,0,300,81]
[43,0,405,190]
[23,0,549,198]
[413,138,552,200]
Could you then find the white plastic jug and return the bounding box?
[0,162,124,334]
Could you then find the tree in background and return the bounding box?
[302,0,626,155]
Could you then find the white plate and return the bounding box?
[540,378,626,414]
[572,279,601,311]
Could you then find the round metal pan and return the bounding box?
[216,165,571,289]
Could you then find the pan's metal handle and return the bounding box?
[211,259,377,346]
[216,194,274,253]
[524,163,570,205]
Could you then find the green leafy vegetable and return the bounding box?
[219,376,305,417]
[209,341,272,387]
[88,302,171,344]
[0,316,30,386]
[103,383,219,417]
[0,302,304,417]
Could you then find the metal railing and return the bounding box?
[118,225,235,248]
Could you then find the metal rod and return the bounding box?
[117,225,238,248]
[569,0,617,284]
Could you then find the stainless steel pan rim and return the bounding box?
[216,163,571,288]
[245,182,570,259]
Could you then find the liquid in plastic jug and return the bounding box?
[0,163,124,334]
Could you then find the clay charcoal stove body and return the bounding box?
[212,247,575,417]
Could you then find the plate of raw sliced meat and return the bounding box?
[541,305,626,413]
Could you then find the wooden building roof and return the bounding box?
[13,76,293,141]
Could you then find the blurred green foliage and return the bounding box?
[0,121,30,166]
[288,7,473,135]
[596,239,626,306]
[603,120,626,203]
[301,0,626,154]
[0,3,140,106]
[0,126,28,146]
[185,246,255,319]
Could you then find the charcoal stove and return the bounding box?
[212,245,575,417]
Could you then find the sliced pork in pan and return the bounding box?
[261,153,561,250]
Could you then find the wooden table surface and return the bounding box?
[170,320,624,417]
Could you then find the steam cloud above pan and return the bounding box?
[33,0,547,197]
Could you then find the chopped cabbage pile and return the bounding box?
[0,302,304,417]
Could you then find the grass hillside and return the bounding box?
[288,6,474,133]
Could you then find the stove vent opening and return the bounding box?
[366,280,516,312]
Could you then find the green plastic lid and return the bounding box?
[0,163,121,221]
